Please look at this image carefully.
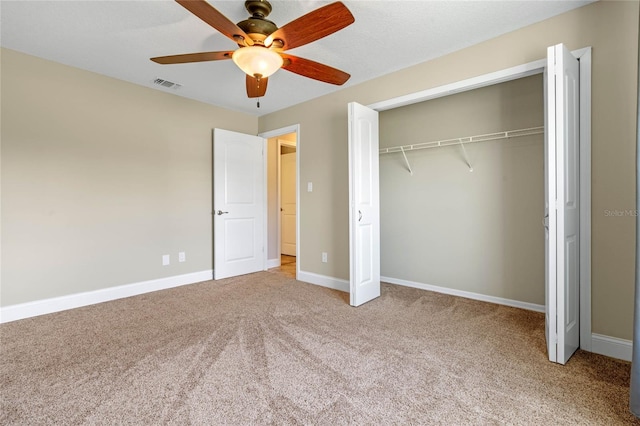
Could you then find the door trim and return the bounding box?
[259,124,301,280]
[367,47,592,351]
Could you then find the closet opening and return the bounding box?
[378,74,546,311]
[354,46,592,354]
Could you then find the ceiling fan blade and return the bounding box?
[264,2,354,51]
[281,54,350,85]
[151,51,233,64]
[246,75,268,98]
[176,0,253,46]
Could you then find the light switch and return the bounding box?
[162,255,170,266]
[307,182,313,192]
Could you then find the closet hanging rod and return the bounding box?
[379,126,544,155]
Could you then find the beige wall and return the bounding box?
[2,1,638,342]
[259,1,639,340]
[1,48,258,306]
[379,75,544,305]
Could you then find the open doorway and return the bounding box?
[277,137,297,278]
[260,125,300,280]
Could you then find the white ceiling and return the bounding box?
[1,0,593,116]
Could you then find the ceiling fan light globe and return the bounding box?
[232,46,283,78]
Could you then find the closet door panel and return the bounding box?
[545,43,580,365]
[348,102,380,307]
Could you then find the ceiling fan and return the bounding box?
[151,0,355,102]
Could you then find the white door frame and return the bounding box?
[259,124,301,279]
[278,138,297,257]
[367,47,592,352]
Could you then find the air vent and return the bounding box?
[153,78,182,90]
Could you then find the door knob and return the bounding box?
[358,210,362,222]
[216,210,229,216]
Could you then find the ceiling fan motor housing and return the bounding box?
[237,0,278,44]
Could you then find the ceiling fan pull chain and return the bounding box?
[255,75,262,107]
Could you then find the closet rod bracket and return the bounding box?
[400,146,413,175]
[459,140,473,172]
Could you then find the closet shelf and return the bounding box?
[379,126,545,155]
[379,126,544,174]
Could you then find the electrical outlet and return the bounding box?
[162,254,170,266]
[322,252,328,263]
[179,252,186,263]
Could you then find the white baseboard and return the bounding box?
[591,333,632,362]
[4,270,631,363]
[382,276,632,362]
[298,270,349,293]
[266,258,280,269]
[0,270,214,324]
[381,275,546,313]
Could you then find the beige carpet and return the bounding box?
[1,271,636,425]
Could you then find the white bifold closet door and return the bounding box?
[545,43,580,365]
[348,102,380,307]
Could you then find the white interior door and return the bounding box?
[280,150,297,256]
[545,43,580,364]
[348,102,380,306]
[213,128,265,280]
